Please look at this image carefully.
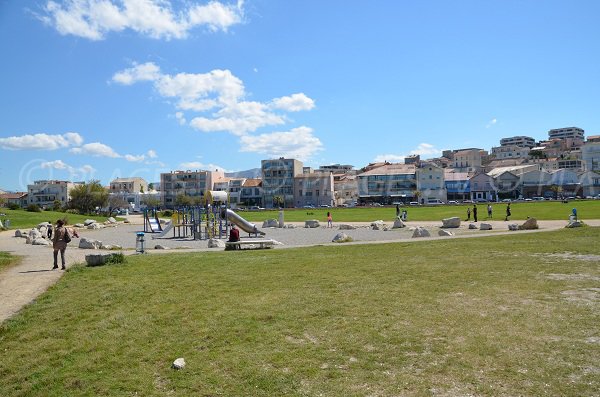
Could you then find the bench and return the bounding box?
[225,239,276,251]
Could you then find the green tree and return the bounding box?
[143,196,161,209]
[52,199,63,211]
[69,180,108,214]
[175,193,193,207]
[148,183,154,191]
[273,195,284,208]
[549,184,563,199]
[140,185,145,193]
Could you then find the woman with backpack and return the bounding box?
[51,219,70,270]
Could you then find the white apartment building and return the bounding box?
[491,145,531,160]
[452,149,487,172]
[500,136,536,148]
[160,169,224,208]
[548,127,585,140]
[293,173,335,207]
[262,158,304,208]
[582,140,600,171]
[27,180,80,208]
[416,162,446,202]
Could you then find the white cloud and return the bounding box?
[410,143,442,157]
[147,149,157,158]
[373,154,405,163]
[41,0,244,41]
[70,142,120,157]
[111,62,161,85]
[179,161,227,172]
[373,143,442,163]
[124,154,145,162]
[239,126,323,161]
[41,159,96,176]
[486,118,498,128]
[0,132,83,150]
[175,112,186,125]
[270,93,315,112]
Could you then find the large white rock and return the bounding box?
[38,226,48,236]
[83,219,96,226]
[32,238,51,246]
[74,223,85,228]
[412,227,431,238]
[332,232,353,243]
[87,223,103,230]
[518,218,539,230]
[14,230,27,238]
[565,221,583,228]
[283,224,296,229]
[262,219,278,228]
[172,358,186,370]
[479,223,493,231]
[508,224,519,231]
[392,217,406,229]
[438,230,454,237]
[441,217,461,228]
[468,223,478,230]
[79,238,102,249]
[107,217,117,224]
[28,228,42,240]
[305,220,320,228]
[370,220,387,230]
[208,238,226,248]
[85,253,120,267]
[338,224,356,230]
[37,222,51,229]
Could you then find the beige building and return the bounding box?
[109,177,148,194]
[491,145,531,160]
[0,192,28,208]
[27,180,80,208]
[452,149,487,172]
[333,174,358,206]
[294,173,335,207]
[160,169,224,208]
[416,162,446,202]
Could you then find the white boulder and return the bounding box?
[107,217,117,224]
[14,230,27,238]
[79,238,102,249]
[262,219,278,228]
[392,217,406,229]
[338,224,357,230]
[305,220,320,228]
[412,227,431,238]
[74,223,85,228]
[83,219,96,226]
[441,217,461,228]
[208,239,226,248]
[87,223,103,230]
[480,223,493,231]
[370,220,387,230]
[438,230,454,237]
[508,224,519,231]
[172,358,186,370]
[468,223,478,230]
[32,238,51,246]
[332,232,353,243]
[28,228,43,240]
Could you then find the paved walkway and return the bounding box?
[1,219,597,324]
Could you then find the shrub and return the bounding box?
[7,203,20,210]
[26,204,42,212]
[65,209,80,215]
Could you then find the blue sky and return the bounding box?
[1,0,599,191]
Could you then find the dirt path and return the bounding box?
[1,219,597,324]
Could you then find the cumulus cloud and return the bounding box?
[270,93,315,112]
[41,159,96,176]
[147,149,157,158]
[41,0,244,41]
[70,142,120,157]
[239,126,323,161]
[124,154,145,162]
[373,143,442,163]
[486,118,497,128]
[112,62,316,137]
[178,161,228,172]
[0,132,83,150]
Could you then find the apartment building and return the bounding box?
[416,162,446,202]
[491,145,531,160]
[212,177,247,207]
[548,127,584,141]
[582,140,600,171]
[294,172,335,207]
[109,177,148,194]
[357,163,417,204]
[315,164,355,174]
[452,148,487,172]
[500,136,536,148]
[333,174,358,206]
[261,158,304,208]
[0,192,28,208]
[160,169,224,208]
[27,180,80,208]
[240,179,263,207]
[444,170,470,201]
[469,173,497,202]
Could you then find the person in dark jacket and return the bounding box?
[51,219,68,270]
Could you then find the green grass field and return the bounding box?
[1,228,598,396]
[0,209,107,230]
[240,200,600,223]
[0,252,19,273]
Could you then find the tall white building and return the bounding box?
[500,136,535,148]
[27,180,80,208]
[582,140,600,171]
[548,127,584,140]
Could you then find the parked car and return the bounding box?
[427,199,444,205]
[462,200,474,204]
[319,204,331,208]
[409,201,420,206]
[501,198,512,203]
[447,200,459,204]
[475,198,488,203]
[249,206,265,211]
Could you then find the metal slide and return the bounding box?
[222,209,265,236]
[152,221,173,239]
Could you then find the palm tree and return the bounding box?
[549,184,563,200]
[273,195,284,209]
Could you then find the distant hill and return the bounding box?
[225,168,262,179]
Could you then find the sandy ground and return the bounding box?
[1,214,598,323]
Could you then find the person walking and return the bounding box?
[466,207,471,221]
[487,204,493,219]
[473,205,478,222]
[505,203,511,221]
[47,220,53,239]
[327,211,333,228]
[51,219,69,270]
[396,204,400,217]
